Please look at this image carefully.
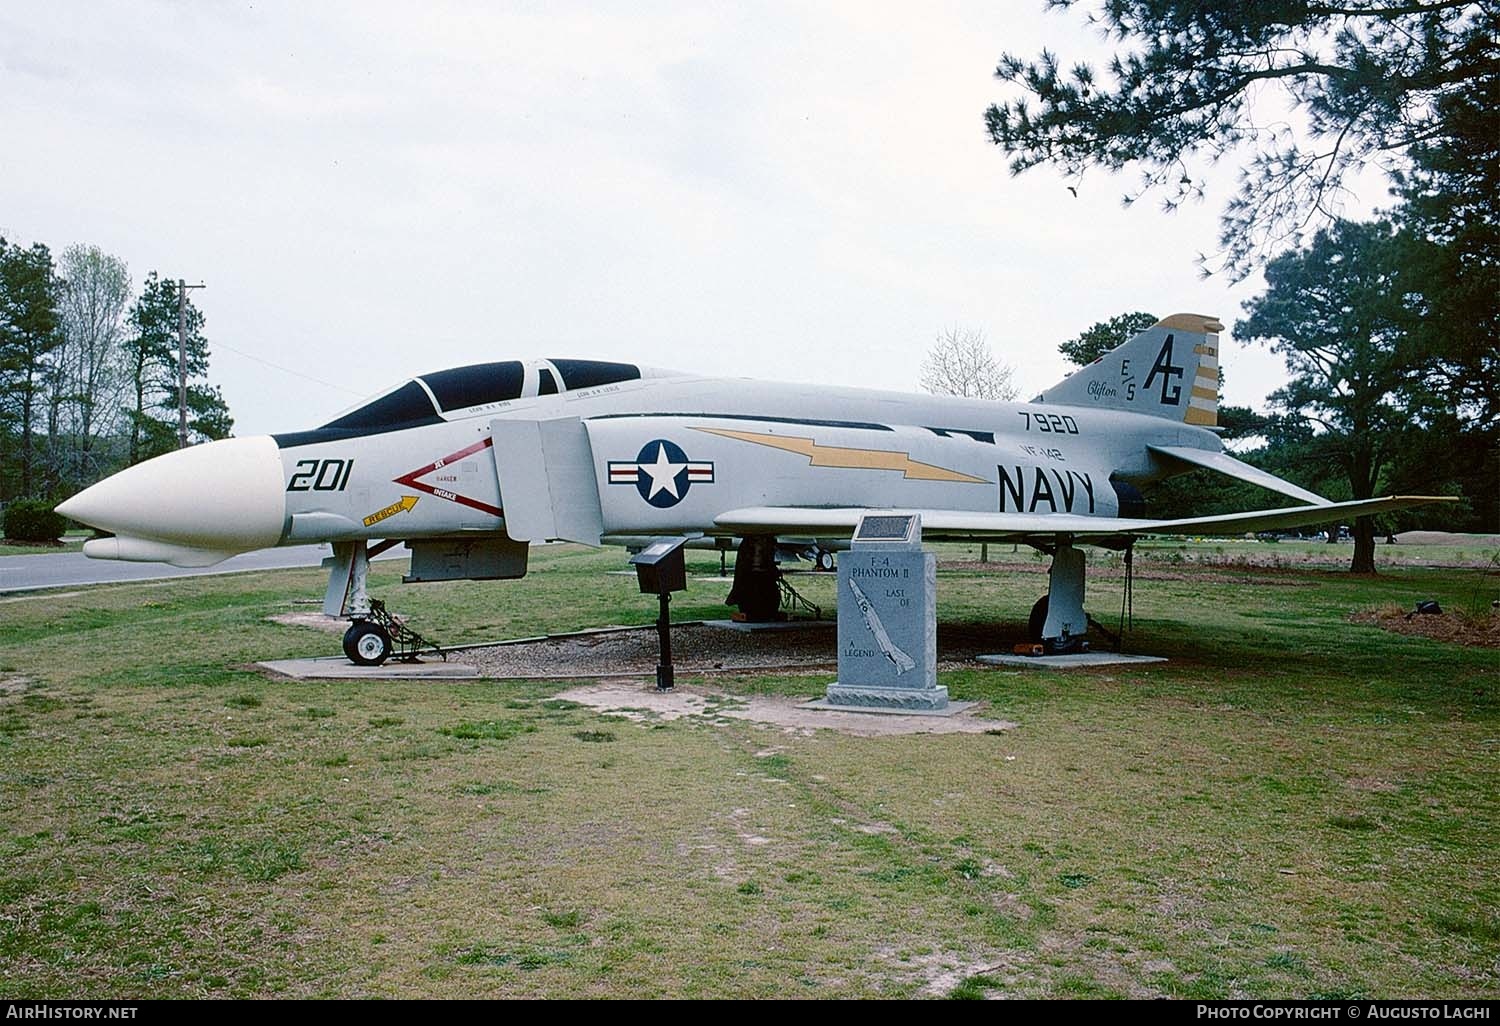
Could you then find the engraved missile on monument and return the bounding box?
[846,577,915,674]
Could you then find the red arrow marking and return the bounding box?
[393,436,504,518]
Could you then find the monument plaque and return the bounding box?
[825,513,947,711]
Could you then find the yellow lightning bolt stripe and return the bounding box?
[362,495,419,527]
[693,427,988,484]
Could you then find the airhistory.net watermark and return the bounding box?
[5,1008,137,1020]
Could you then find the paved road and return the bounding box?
[0,545,407,594]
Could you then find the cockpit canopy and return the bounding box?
[320,359,643,433]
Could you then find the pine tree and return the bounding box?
[0,237,62,498]
[986,1,1497,276]
[122,273,232,464]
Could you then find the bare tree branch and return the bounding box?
[919,327,1020,401]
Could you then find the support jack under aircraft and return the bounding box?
[58,315,1448,665]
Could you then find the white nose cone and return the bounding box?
[57,436,287,552]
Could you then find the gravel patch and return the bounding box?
[458,620,1092,677]
[267,613,1158,679]
[462,621,840,678]
[432,620,1143,679]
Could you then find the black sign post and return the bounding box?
[628,537,690,692]
[655,592,675,691]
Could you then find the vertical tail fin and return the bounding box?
[1039,313,1223,426]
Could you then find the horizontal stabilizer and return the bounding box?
[1148,445,1330,506]
[714,495,1454,541]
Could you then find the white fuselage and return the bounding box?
[273,372,1216,545]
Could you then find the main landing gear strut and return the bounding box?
[1025,536,1135,655]
[724,535,822,622]
[725,535,783,622]
[325,540,445,666]
[1027,539,1089,655]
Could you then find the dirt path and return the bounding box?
[556,681,1016,737]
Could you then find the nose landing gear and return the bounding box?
[343,620,393,666]
[342,598,443,667]
[325,541,444,667]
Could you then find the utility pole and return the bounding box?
[177,279,206,449]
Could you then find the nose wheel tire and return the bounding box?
[343,622,393,666]
[816,549,835,572]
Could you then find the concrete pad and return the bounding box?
[800,699,979,718]
[976,652,1167,670]
[699,618,833,633]
[258,656,479,680]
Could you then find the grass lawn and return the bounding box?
[0,541,1495,998]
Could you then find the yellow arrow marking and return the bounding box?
[362,495,419,527]
[693,427,988,484]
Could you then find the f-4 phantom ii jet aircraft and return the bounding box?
[58,314,1447,664]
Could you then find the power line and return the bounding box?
[210,339,366,397]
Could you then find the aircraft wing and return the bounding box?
[714,495,1453,542]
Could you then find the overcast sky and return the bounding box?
[1,2,1386,437]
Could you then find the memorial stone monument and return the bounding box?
[825,512,948,711]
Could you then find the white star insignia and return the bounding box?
[641,442,685,500]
